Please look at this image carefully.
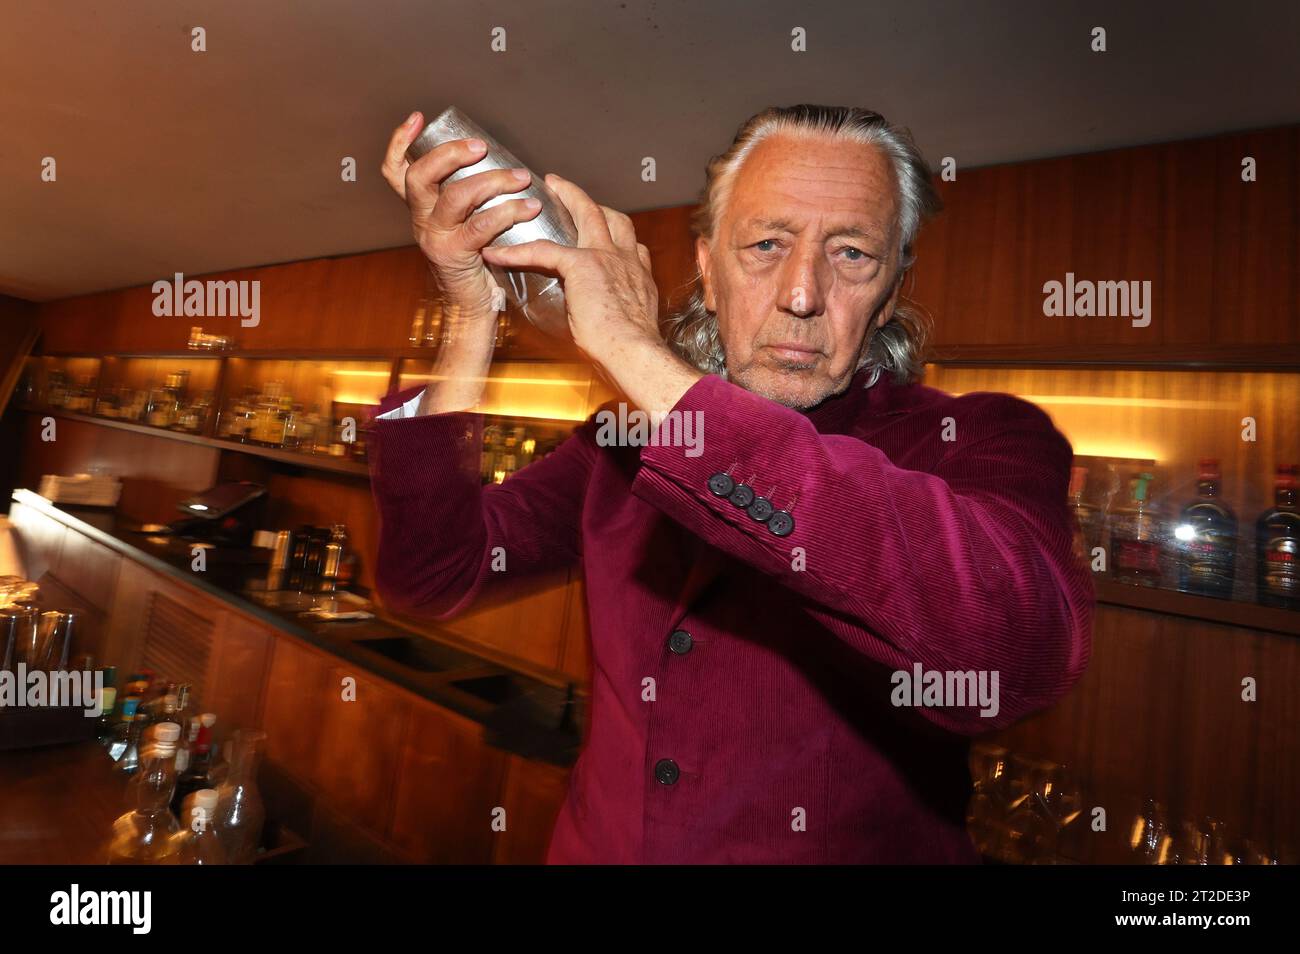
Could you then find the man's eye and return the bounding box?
[839,246,868,262]
[753,239,778,253]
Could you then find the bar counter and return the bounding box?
[9,488,583,768]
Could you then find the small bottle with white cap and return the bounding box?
[170,789,228,865]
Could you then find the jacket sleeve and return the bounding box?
[630,373,1094,735]
[368,396,598,620]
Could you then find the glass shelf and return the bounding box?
[18,356,102,414]
[17,355,221,436]
[214,357,392,464]
[923,363,1300,615]
[398,359,618,484]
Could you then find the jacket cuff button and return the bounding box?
[767,510,795,536]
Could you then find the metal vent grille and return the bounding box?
[140,590,214,693]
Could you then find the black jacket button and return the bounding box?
[708,473,735,497]
[767,510,795,536]
[668,629,693,654]
[654,758,680,785]
[728,483,755,508]
[747,497,774,522]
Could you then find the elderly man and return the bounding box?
[371,104,1094,863]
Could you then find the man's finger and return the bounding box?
[546,173,613,249]
[600,206,637,251]
[381,111,423,199]
[481,239,574,276]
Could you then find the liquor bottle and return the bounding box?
[116,706,150,774]
[170,789,228,865]
[151,693,185,747]
[1111,472,1163,587]
[95,687,118,745]
[106,735,182,864]
[1174,458,1238,599]
[107,695,140,761]
[171,712,217,815]
[175,683,195,733]
[1256,464,1300,609]
[1068,465,1103,567]
[216,729,267,864]
[175,715,200,775]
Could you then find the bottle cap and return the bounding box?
[194,789,220,810]
[100,687,117,710]
[200,713,217,728]
[162,693,179,711]
[154,723,181,743]
[152,742,177,757]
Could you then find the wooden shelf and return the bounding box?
[1094,578,1300,637]
[25,408,371,477]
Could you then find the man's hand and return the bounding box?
[480,173,703,419]
[479,174,661,368]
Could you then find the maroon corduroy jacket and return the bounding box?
[367,365,1094,863]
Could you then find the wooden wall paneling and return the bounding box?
[1022,151,1079,348]
[140,588,218,708]
[98,557,158,674]
[313,663,411,839]
[989,603,1300,860]
[388,702,509,863]
[929,161,1004,347]
[917,124,1299,352]
[203,610,276,740]
[490,753,570,864]
[350,246,428,351]
[37,246,429,356]
[16,413,220,524]
[261,634,337,784]
[435,569,573,672]
[53,526,121,613]
[1217,127,1299,344]
[630,205,699,320]
[1160,135,1219,347]
[6,499,67,580]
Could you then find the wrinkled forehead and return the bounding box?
[722,133,899,246]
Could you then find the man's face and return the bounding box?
[696,133,903,409]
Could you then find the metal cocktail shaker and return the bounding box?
[406,106,577,340]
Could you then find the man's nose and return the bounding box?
[777,244,827,317]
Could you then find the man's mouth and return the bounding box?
[763,342,822,362]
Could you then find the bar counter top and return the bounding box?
[9,489,584,768]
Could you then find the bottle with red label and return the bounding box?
[1256,464,1299,609]
[1112,471,1163,587]
[1174,458,1238,599]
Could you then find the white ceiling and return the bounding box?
[2,0,1297,302]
